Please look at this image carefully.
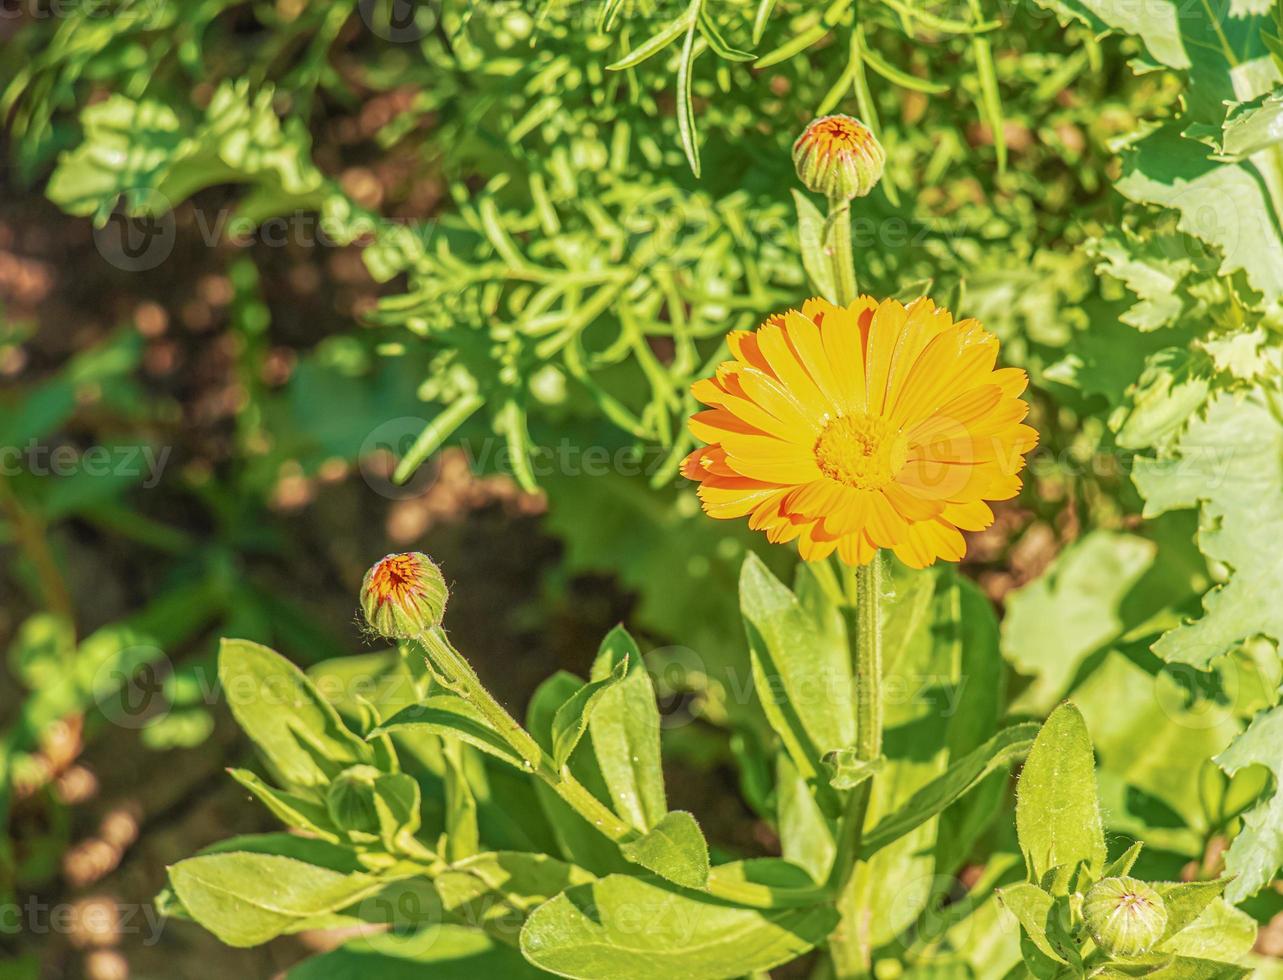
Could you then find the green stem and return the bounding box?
[826,193,858,304]
[826,555,884,977]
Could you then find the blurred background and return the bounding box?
[2,0,1277,976]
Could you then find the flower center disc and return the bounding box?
[814,413,906,490]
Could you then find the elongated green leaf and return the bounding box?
[676,14,702,177]
[588,626,667,832]
[227,769,338,841]
[1015,703,1106,882]
[792,189,837,301]
[551,657,628,767]
[860,47,947,94]
[219,639,371,790]
[776,753,834,884]
[861,723,1038,858]
[520,872,838,980]
[618,810,709,888]
[528,672,633,876]
[372,696,524,769]
[168,852,387,947]
[739,553,855,784]
[696,3,753,61]
[607,13,693,71]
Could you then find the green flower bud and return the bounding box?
[792,115,886,201]
[360,552,448,640]
[1083,876,1167,957]
[326,764,383,835]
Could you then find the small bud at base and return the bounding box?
[1083,876,1167,957]
[792,115,886,201]
[360,552,448,640]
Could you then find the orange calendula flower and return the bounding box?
[682,296,1037,569]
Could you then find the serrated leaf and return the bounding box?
[1117,124,1283,303]
[1213,704,1283,901]
[1134,392,1283,670]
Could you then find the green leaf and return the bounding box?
[1134,393,1283,670]
[227,769,338,841]
[1212,704,1283,901]
[822,752,883,791]
[1158,897,1257,963]
[995,882,1065,965]
[792,190,837,301]
[218,639,372,790]
[371,695,525,769]
[1155,879,1229,943]
[168,852,388,947]
[1015,703,1106,882]
[1222,88,1283,158]
[606,13,693,71]
[551,656,628,768]
[841,564,999,952]
[442,742,479,862]
[1117,124,1283,303]
[287,926,547,980]
[520,872,838,980]
[739,553,856,783]
[676,13,703,178]
[1102,841,1145,879]
[47,80,327,226]
[588,626,667,832]
[434,851,595,944]
[776,752,834,884]
[860,723,1038,858]
[618,810,710,888]
[527,672,633,876]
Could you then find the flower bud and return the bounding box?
[1083,877,1167,957]
[360,552,448,640]
[792,115,886,201]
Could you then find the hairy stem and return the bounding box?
[826,193,858,305]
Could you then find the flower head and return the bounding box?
[1083,877,1167,957]
[682,297,1036,568]
[360,552,448,639]
[792,115,885,200]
